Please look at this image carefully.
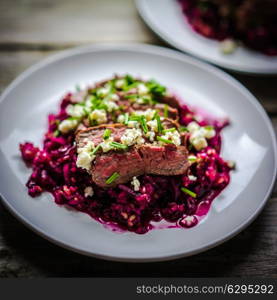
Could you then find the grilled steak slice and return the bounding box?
[76,123,189,187]
[92,148,145,187]
[140,144,189,176]
[76,124,125,148]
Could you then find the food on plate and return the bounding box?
[20,75,234,234]
[178,0,277,56]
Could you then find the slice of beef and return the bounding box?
[76,123,189,188]
[140,144,189,176]
[76,124,126,148]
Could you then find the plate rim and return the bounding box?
[136,0,277,75]
[0,43,276,262]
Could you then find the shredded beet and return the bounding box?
[179,0,277,56]
[20,87,233,234]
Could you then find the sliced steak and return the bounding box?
[76,123,189,188]
[140,144,189,176]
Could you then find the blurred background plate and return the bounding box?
[136,0,277,74]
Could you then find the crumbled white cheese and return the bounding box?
[127,120,139,128]
[137,83,148,95]
[147,119,158,132]
[203,127,216,139]
[131,176,140,192]
[77,140,95,154]
[187,121,200,133]
[146,131,155,142]
[58,119,78,133]
[100,137,114,152]
[103,100,119,112]
[96,87,110,97]
[117,114,125,123]
[109,93,120,101]
[84,186,94,197]
[159,130,181,146]
[89,109,107,124]
[220,39,237,54]
[188,122,215,150]
[120,128,143,146]
[115,79,125,89]
[188,175,197,181]
[66,104,86,118]
[76,151,95,170]
[191,137,208,151]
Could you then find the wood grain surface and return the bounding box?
[0,0,276,278]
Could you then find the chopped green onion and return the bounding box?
[53,130,60,137]
[181,187,197,198]
[129,115,141,122]
[124,113,129,125]
[110,141,128,150]
[205,125,214,130]
[106,172,120,184]
[140,116,148,134]
[188,155,197,163]
[164,104,168,118]
[91,144,101,155]
[156,136,173,144]
[103,129,111,140]
[124,94,139,99]
[155,114,163,133]
[162,127,176,133]
[179,126,188,132]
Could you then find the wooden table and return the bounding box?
[0,0,276,278]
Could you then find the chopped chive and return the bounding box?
[179,126,188,132]
[106,172,120,184]
[181,187,197,198]
[103,129,111,140]
[140,116,148,134]
[188,155,197,162]
[129,115,141,121]
[124,113,129,125]
[162,127,176,133]
[110,141,128,150]
[164,104,168,118]
[91,144,101,155]
[155,114,163,133]
[156,136,173,144]
[53,130,60,137]
[205,125,214,130]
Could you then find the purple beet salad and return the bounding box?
[179,0,277,56]
[20,75,234,234]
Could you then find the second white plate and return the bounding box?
[136,0,277,74]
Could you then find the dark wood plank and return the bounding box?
[0,0,158,46]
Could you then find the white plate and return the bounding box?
[136,0,277,74]
[0,44,276,262]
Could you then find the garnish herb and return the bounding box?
[53,130,60,137]
[106,172,120,184]
[162,127,176,133]
[124,113,129,125]
[103,129,111,140]
[181,187,197,198]
[91,144,101,155]
[164,104,168,118]
[179,126,188,132]
[140,116,148,134]
[156,136,173,144]
[155,113,163,133]
[110,141,128,150]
